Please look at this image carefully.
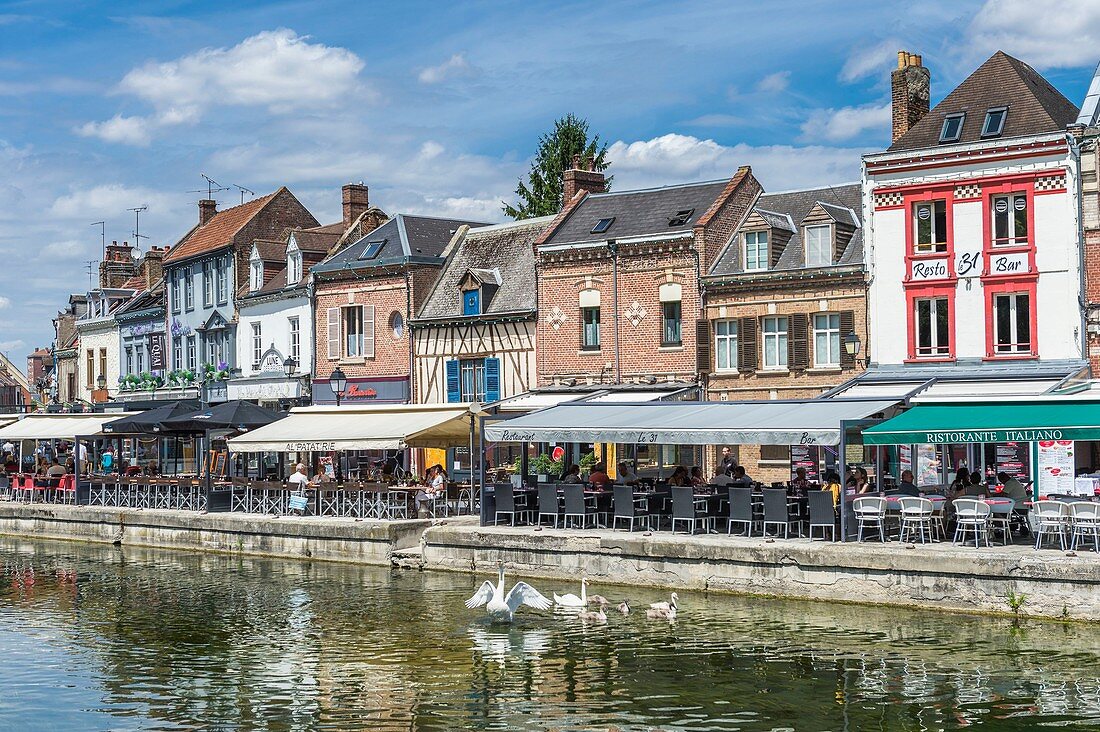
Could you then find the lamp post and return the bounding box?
[96,373,107,403]
[283,356,297,378]
[843,332,862,366]
[328,367,347,407]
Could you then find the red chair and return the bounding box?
[58,475,76,504]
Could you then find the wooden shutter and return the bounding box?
[737,317,757,372]
[695,318,711,373]
[326,308,340,360]
[790,313,809,371]
[840,310,856,370]
[362,305,376,358]
[445,360,461,403]
[483,357,501,403]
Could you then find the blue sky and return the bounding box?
[2,0,1099,362]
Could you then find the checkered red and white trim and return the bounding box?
[874,190,903,209]
[954,183,982,200]
[1034,173,1066,193]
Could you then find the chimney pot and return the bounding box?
[198,199,218,226]
[891,49,930,143]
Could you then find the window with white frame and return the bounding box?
[913,200,948,253]
[184,269,194,310]
[344,307,363,357]
[250,257,263,292]
[134,346,144,374]
[125,347,133,376]
[991,193,1028,247]
[714,319,738,371]
[173,337,182,371]
[202,261,213,306]
[762,316,788,369]
[804,225,832,266]
[251,322,262,367]
[579,289,600,350]
[812,313,841,367]
[659,282,682,346]
[288,250,302,285]
[459,359,486,402]
[216,257,228,303]
[744,230,768,271]
[993,293,1031,354]
[171,272,181,313]
[186,335,197,370]
[289,317,300,362]
[914,297,950,358]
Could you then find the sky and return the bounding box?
[2,0,1100,365]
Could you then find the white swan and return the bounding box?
[553,576,589,607]
[465,563,552,623]
[649,592,678,613]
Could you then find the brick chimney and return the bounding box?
[140,246,165,291]
[892,51,930,143]
[98,241,138,289]
[199,198,218,226]
[563,155,607,204]
[343,183,370,227]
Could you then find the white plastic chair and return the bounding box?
[1033,500,1071,550]
[853,496,888,543]
[898,497,934,544]
[1069,501,1100,552]
[952,498,992,547]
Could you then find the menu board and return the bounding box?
[899,445,912,475]
[790,444,821,482]
[915,444,940,487]
[1037,440,1074,494]
[994,442,1029,482]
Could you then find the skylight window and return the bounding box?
[981,107,1007,138]
[358,240,385,260]
[668,208,695,227]
[939,113,965,144]
[591,217,615,234]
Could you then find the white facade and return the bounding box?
[74,321,121,403]
[233,293,313,403]
[864,132,1084,367]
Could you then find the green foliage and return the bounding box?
[579,451,597,473]
[529,453,565,476]
[1005,589,1027,616]
[503,113,612,219]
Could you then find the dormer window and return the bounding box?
[668,208,694,227]
[981,107,1007,138]
[287,250,302,285]
[939,113,965,143]
[591,217,614,234]
[359,240,385,260]
[744,230,768,271]
[804,225,832,266]
[249,257,263,292]
[463,289,481,315]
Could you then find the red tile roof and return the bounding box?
[163,190,281,264]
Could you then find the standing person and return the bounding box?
[100,447,114,474]
[719,446,737,473]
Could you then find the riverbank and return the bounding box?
[1,503,1098,620]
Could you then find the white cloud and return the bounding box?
[801,103,891,142]
[78,29,366,144]
[967,0,1100,68]
[48,184,177,221]
[0,296,9,309]
[840,39,903,83]
[0,339,25,353]
[40,239,87,258]
[756,71,790,93]
[606,133,863,191]
[418,53,475,84]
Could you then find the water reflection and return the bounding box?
[0,539,1098,730]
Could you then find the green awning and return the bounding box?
[863,401,1100,445]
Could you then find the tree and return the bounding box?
[503,114,612,219]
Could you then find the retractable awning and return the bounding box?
[226,403,484,452]
[863,401,1100,445]
[0,413,138,440]
[484,399,897,446]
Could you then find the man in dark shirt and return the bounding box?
[730,465,753,488]
[997,471,1028,502]
[896,469,920,496]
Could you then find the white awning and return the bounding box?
[227,403,484,452]
[484,399,898,446]
[0,413,138,440]
[493,391,588,413]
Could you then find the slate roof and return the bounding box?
[539,179,730,247]
[416,216,552,320]
[709,182,863,276]
[889,51,1079,152]
[115,279,165,317]
[312,213,487,275]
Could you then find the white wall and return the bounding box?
[75,324,121,403]
[236,295,313,376]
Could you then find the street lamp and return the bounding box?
[329,367,347,406]
[843,332,861,358]
[96,373,107,391]
[283,356,297,378]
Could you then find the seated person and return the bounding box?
[616,461,639,485]
[896,469,920,496]
[790,467,811,494]
[667,466,689,487]
[997,471,1028,502]
[46,459,67,478]
[729,465,753,488]
[587,461,611,487]
[689,466,707,487]
[288,463,309,487]
[821,471,842,507]
[562,464,583,484]
[711,466,734,487]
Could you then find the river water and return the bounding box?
[0,538,1098,731]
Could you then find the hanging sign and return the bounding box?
[988,252,1028,275]
[148,333,166,370]
[911,258,949,281]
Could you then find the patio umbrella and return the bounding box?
[160,400,285,433]
[101,401,201,434]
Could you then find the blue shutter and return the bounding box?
[483,357,500,403]
[445,359,461,403]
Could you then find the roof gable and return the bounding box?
[889,51,1079,152]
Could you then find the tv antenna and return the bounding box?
[187,173,230,200]
[127,205,149,254]
[84,260,98,290]
[90,221,105,252]
[232,184,255,205]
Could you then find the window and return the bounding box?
[206,334,218,366]
[668,208,694,227]
[134,347,143,374]
[762,316,789,369]
[251,322,262,367]
[344,306,363,357]
[389,311,404,340]
[992,193,1028,247]
[173,337,182,371]
[289,317,300,361]
[358,240,385,260]
[216,257,228,303]
[760,445,790,464]
[288,250,302,285]
[591,217,614,234]
[184,270,194,310]
[981,107,1007,138]
[813,313,841,367]
[125,347,133,376]
[186,335,197,371]
[582,306,600,350]
[171,272,180,313]
[714,320,738,371]
[939,113,965,143]
[662,301,682,346]
[804,225,832,266]
[463,289,481,316]
[85,349,94,387]
[744,230,768,271]
[913,200,947,253]
[459,359,486,402]
[914,297,950,358]
[250,259,262,292]
[993,293,1031,354]
[202,261,213,306]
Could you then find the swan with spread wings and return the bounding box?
[465,562,553,623]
